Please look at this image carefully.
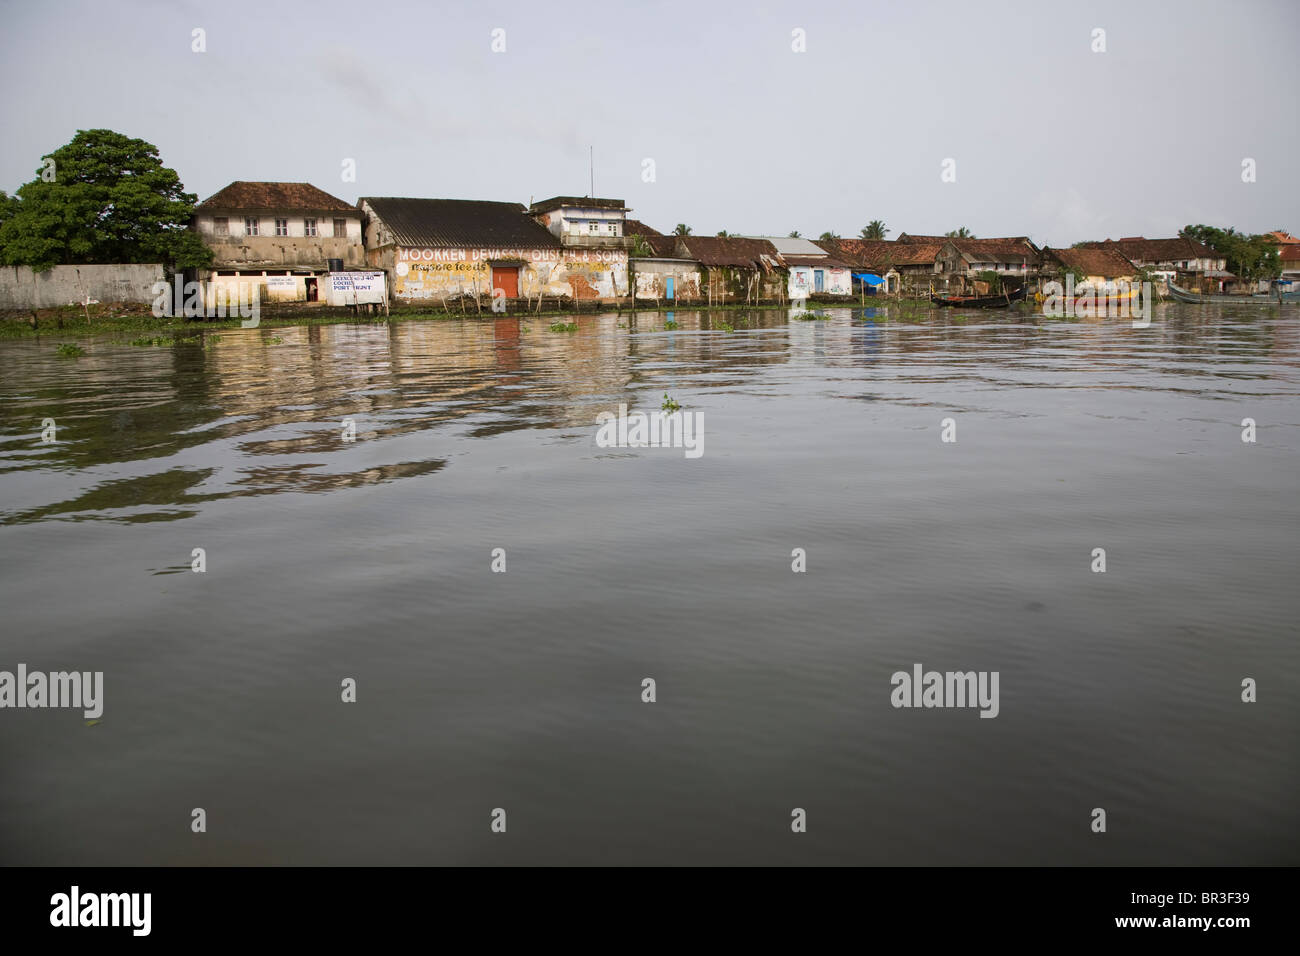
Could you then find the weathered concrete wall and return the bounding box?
[389,246,629,301]
[200,235,365,269]
[0,263,164,309]
[632,259,701,299]
[788,264,852,297]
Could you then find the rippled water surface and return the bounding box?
[1,304,1297,865]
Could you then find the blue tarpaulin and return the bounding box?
[853,273,884,286]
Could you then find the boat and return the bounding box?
[1168,279,1300,304]
[1051,286,1143,309]
[1166,280,1211,303]
[929,284,1027,309]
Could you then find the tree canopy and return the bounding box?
[946,226,975,239]
[0,129,212,271]
[860,220,889,239]
[672,223,692,236]
[1180,224,1280,283]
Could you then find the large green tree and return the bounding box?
[0,129,212,271]
[860,220,889,239]
[1181,224,1281,283]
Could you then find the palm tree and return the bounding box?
[787,230,802,238]
[673,224,692,236]
[819,231,840,241]
[861,220,889,240]
[946,226,975,239]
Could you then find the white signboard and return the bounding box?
[265,276,297,290]
[326,271,386,305]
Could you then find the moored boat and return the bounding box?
[930,285,1027,309]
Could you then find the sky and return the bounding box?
[1,0,1297,248]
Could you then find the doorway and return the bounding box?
[814,270,825,293]
[491,266,519,299]
[666,276,675,300]
[305,277,318,302]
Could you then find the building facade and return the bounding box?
[360,197,629,303]
[192,182,365,303]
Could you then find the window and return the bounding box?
[213,217,228,236]
[245,217,259,236]
[305,218,317,237]
[275,218,289,237]
[333,218,348,237]
[589,221,597,234]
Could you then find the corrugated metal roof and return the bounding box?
[747,236,828,257]
[783,255,852,268]
[361,197,561,249]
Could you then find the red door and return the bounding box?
[492,266,519,298]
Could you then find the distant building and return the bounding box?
[1079,237,1225,275]
[744,237,852,298]
[359,197,628,303]
[630,234,701,302]
[1041,246,1139,290]
[1280,244,1300,286]
[935,237,1041,292]
[192,181,365,302]
[824,239,943,293]
[528,196,631,250]
[672,236,786,304]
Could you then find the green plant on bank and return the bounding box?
[267,336,284,344]
[129,336,171,346]
[791,310,829,321]
[716,321,735,332]
[664,320,679,330]
[661,394,681,413]
[55,343,84,357]
[549,321,578,332]
[204,335,220,349]
[974,270,1003,293]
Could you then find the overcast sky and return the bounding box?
[2,0,1296,247]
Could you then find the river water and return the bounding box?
[1,304,1297,865]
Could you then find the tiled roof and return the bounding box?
[529,196,627,214]
[896,233,950,244]
[946,237,1041,264]
[1280,244,1300,262]
[360,197,561,249]
[1268,230,1299,244]
[819,239,939,268]
[1043,246,1138,277]
[639,235,681,257]
[677,236,783,269]
[197,181,356,213]
[1080,237,1212,262]
[623,219,664,237]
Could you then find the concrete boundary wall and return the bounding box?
[0,264,165,309]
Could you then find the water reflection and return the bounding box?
[1,303,1297,525]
